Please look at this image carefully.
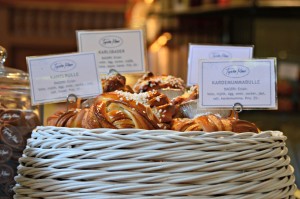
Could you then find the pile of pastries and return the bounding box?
[47,71,259,133]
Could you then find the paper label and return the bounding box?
[27,52,102,105]
[187,44,253,85]
[77,29,146,74]
[198,59,277,109]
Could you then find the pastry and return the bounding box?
[47,90,176,130]
[171,114,259,133]
[133,72,185,99]
[101,69,133,93]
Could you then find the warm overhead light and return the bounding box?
[149,32,172,52]
[144,0,154,4]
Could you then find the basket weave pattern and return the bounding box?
[14,126,297,199]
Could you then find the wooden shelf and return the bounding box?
[0,0,126,13]
[0,0,127,72]
[149,0,300,17]
[150,2,252,16]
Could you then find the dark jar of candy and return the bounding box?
[0,45,40,198]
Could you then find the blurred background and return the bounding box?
[0,0,299,188]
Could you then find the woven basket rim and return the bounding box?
[35,126,285,139]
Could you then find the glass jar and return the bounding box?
[0,46,40,198]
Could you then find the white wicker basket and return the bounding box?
[14,126,297,199]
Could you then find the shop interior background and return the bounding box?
[0,0,299,187]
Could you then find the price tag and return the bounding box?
[187,44,253,85]
[27,52,102,105]
[198,58,277,110]
[77,29,146,74]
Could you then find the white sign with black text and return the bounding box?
[77,29,146,74]
[187,44,253,85]
[198,59,277,110]
[27,52,102,105]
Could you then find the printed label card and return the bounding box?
[187,44,254,85]
[77,29,146,74]
[198,58,277,110]
[27,52,102,105]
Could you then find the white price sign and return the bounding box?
[77,29,146,74]
[198,58,277,110]
[187,44,253,86]
[27,52,102,105]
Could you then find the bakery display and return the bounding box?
[15,71,297,199]
[46,72,262,134]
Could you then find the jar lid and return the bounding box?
[0,46,29,83]
[0,45,31,109]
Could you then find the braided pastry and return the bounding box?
[171,114,259,133]
[47,90,176,130]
